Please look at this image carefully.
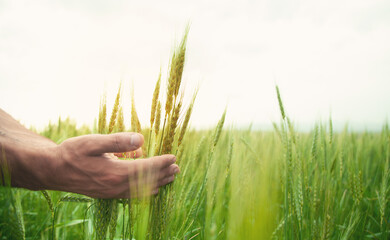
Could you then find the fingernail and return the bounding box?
[130,133,142,146]
[174,167,180,174]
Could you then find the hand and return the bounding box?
[48,132,179,198]
[1,108,179,199]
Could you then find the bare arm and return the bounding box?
[0,108,179,198]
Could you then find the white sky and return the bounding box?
[1,0,389,131]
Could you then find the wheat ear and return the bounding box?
[148,73,161,156]
[98,94,107,134]
[162,100,182,154]
[108,82,121,133]
[177,89,197,148]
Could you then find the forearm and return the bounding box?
[1,143,54,189]
[0,108,56,148]
[0,108,57,189]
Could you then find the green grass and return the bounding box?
[1,114,389,239]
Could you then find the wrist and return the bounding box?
[29,146,60,191]
[5,142,58,191]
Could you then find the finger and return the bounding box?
[123,155,176,173]
[81,133,144,155]
[157,175,175,188]
[147,154,176,169]
[158,164,180,180]
[113,148,143,158]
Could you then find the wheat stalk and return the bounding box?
[150,72,161,128]
[311,125,319,164]
[98,94,107,134]
[94,87,122,239]
[212,109,226,149]
[276,85,286,120]
[148,74,161,156]
[108,82,121,133]
[94,199,113,240]
[116,106,125,132]
[157,31,188,156]
[131,87,142,134]
[165,52,176,117]
[154,101,161,137]
[173,27,189,98]
[162,100,182,155]
[60,195,92,203]
[378,156,389,231]
[178,90,197,148]
[109,202,118,240]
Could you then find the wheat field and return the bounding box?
[0,31,389,240]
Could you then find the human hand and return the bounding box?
[4,131,179,199]
[45,132,179,198]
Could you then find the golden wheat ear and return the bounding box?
[147,72,162,156]
[108,82,122,134]
[162,99,182,154]
[150,71,161,129]
[98,94,107,134]
[154,101,162,138]
[130,84,141,134]
[116,106,125,132]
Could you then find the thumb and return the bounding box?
[81,132,144,156]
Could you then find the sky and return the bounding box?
[1,0,389,131]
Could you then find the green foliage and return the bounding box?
[0,188,25,240]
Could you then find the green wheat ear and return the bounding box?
[94,199,113,240]
[109,202,118,240]
[212,108,226,148]
[275,85,286,120]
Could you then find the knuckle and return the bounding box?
[113,134,121,153]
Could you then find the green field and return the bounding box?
[1,32,389,240]
[1,99,389,239]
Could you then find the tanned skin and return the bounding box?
[0,108,179,198]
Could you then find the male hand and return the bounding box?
[49,133,179,198]
[1,108,179,199]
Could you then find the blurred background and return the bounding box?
[0,0,389,131]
